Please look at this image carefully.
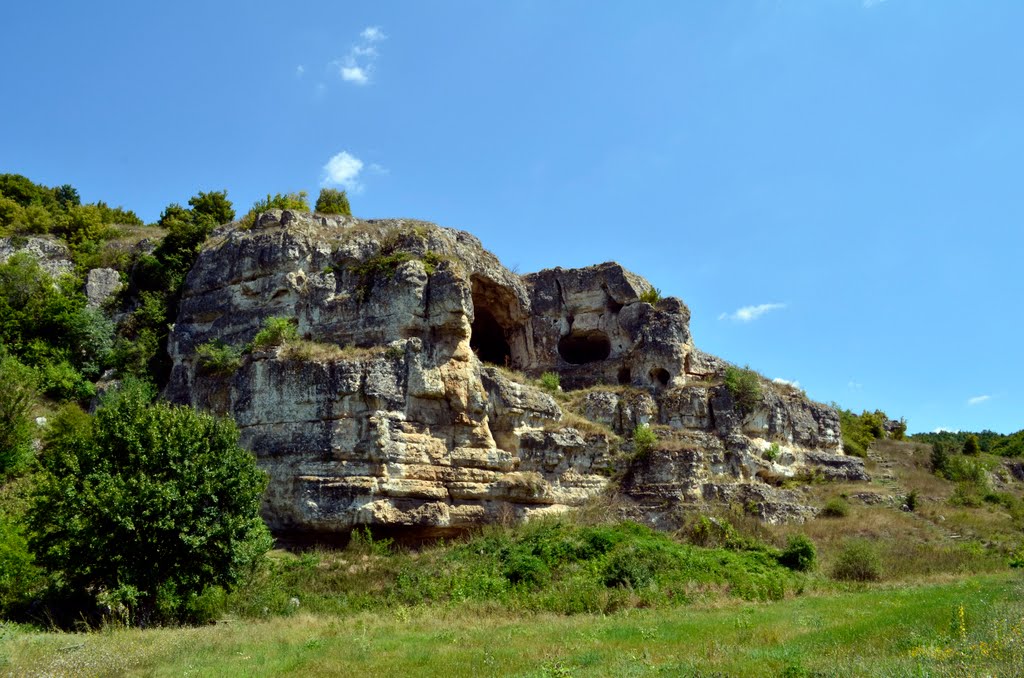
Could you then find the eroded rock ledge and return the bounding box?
[166,211,864,538]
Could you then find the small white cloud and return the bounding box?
[296,65,305,77]
[340,64,368,84]
[933,427,960,433]
[719,303,786,323]
[967,395,991,406]
[323,151,365,191]
[332,26,385,86]
[361,26,386,42]
[368,162,389,175]
[772,378,801,389]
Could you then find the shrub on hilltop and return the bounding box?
[314,188,352,216]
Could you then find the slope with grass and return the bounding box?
[2,574,1021,677]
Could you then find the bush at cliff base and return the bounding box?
[27,380,272,626]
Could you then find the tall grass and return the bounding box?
[3,574,1021,677]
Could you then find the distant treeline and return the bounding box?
[911,429,1024,458]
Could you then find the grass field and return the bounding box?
[2,573,1022,677]
[3,440,1023,676]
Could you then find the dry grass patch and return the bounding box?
[280,340,385,362]
[545,411,617,439]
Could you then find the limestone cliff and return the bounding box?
[166,210,864,538]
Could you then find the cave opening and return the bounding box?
[617,367,632,385]
[558,330,611,365]
[650,367,670,387]
[470,307,512,366]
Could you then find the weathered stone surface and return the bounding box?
[166,210,865,537]
[85,267,122,308]
[0,236,74,277]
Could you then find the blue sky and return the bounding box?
[2,1,1021,434]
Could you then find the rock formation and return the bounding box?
[165,210,865,539]
[0,236,74,277]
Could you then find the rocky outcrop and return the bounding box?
[166,210,865,538]
[85,268,122,308]
[0,236,74,277]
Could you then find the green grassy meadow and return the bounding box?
[3,573,1022,677]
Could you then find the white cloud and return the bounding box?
[368,162,389,175]
[772,378,801,389]
[718,303,786,323]
[333,26,385,86]
[323,151,365,191]
[967,395,991,406]
[361,26,386,42]
[340,65,368,84]
[933,427,960,433]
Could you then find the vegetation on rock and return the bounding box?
[314,187,352,216]
[27,381,271,626]
[724,365,762,415]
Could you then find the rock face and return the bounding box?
[85,268,123,308]
[167,211,864,538]
[0,236,74,277]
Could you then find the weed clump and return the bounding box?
[195,340,243,375]
[249,317,299,351]
[632,424,657,459]
[820,497,850,518]
[539,371,561,393]
[831,539,882,582]
[778,535,817,572]
[638,287,662,304]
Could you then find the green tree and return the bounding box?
[963,434,981,456]
[56,204,106,245]
[28,382,272,624]
[0,354,38,479]
[0,195,25,230]
[188,190,235,225]
[53,184,80,209]
[94,201,144,226]
[0,253,112,394]
[724,366,762,415]
[158,202,193,227]
[930,442,950,477]
[0,174,55,208]
[314,187,352,216]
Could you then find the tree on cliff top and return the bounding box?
[315,187,352,216]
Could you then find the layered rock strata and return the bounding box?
[166,210,864,537]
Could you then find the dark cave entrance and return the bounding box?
[557,330,611,365]
[650,367,670,387]
[469,276,526,368]
[617,367,632,385]
[471,307,513,366]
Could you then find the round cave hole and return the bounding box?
[471,307,512,366]
[558,330,611,365]
[650,368,670,387]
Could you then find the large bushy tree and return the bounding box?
[187,189,234,225]
[28,382,271,624]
